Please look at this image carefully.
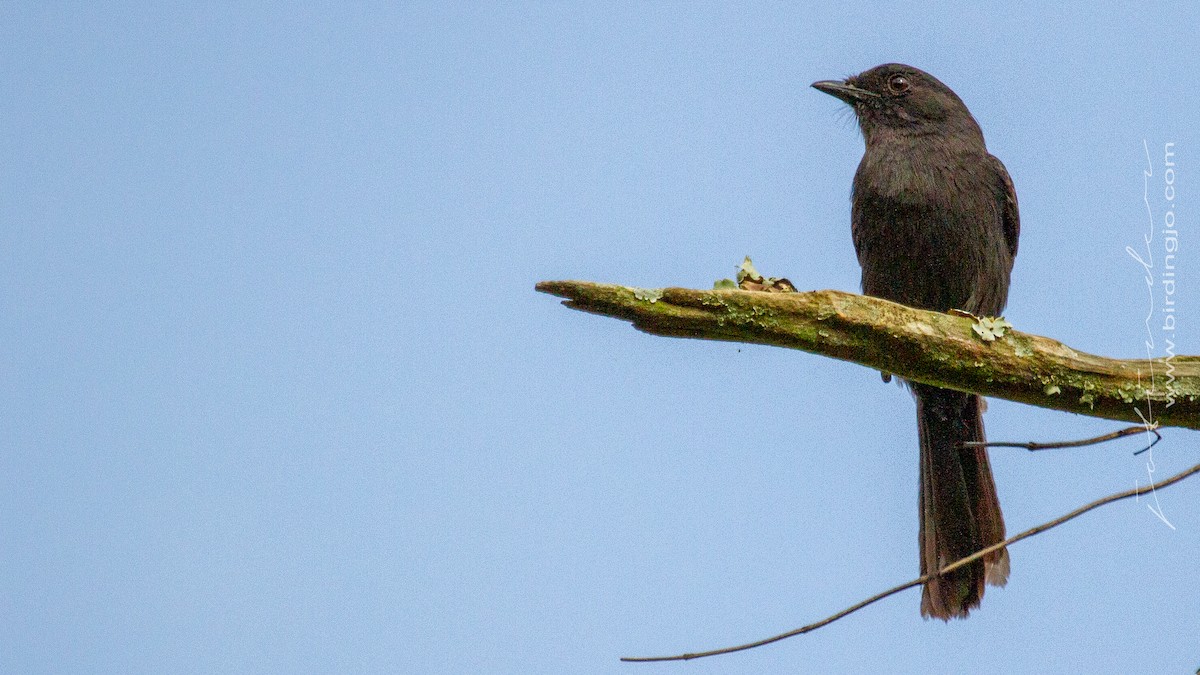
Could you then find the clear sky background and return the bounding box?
[3,3,1197,673]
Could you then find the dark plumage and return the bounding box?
[813,64,1017,619]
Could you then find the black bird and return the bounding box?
[812,64,1018,619]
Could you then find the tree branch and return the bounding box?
[536,281,1200,429]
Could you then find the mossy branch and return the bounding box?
[536,281,1200,430]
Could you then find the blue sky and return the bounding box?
[3,3,1197,673]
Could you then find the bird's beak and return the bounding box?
[811,80,877,104]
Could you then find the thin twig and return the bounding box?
[962,423,1161,453]
[621,459,1200,663]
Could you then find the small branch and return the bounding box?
[963,423,1161,452]
[536,281,1200,429]
[621,459,1200,663]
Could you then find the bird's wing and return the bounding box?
[987,154,1020,258]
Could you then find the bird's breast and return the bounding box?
[849,139,1011,315]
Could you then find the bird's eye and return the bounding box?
[887,74,910,94]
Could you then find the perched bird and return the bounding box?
[812,64,1018,619]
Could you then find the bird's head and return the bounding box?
[812,64,983,144]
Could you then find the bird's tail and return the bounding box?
[914,383,1009,620]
